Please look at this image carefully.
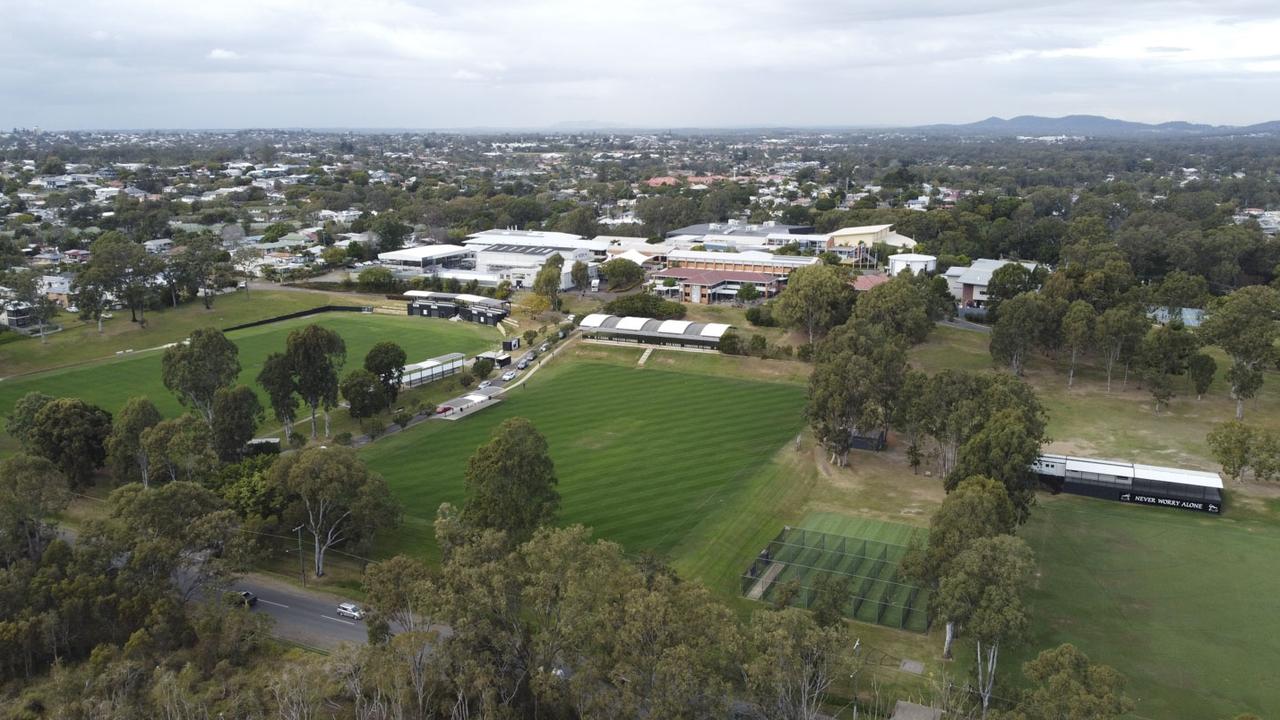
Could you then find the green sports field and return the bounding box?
[0,313,499,453]
[362,361,808,562]
[1015,495,1280,719]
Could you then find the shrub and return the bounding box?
[745,305,777,327]
[334,432,354,446]
[393,411,413,428]
[719,331,743,355]
[749,334,768,357]
[288,433,307,449]
[356,266,400,293]
[458,371,475,388]
[796,343,815,362]
[602,293,686,319]
[367,419,386,439]
[473,358,495,379]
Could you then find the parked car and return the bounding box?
[336,602,364,620]
[435,405,452,415]
[228,590,257,607]
[501,370,517,381]
[517,360,529,370]
[477,380,492,389]
[539,343,550,353]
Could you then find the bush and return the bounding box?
[719,330,743,355]
[602,293,686,319]
[745,305,777,327]
[288,433,307,449]
[367,419,386,439]
[393,411,413,428]
[796,343,815,362]
[749,334,768,357]
[601,258,645,289]
[357,266,400,293]
[458,370,475,388]
[770,343,793,359]
[472,358,495,379]
[334,432,354,446]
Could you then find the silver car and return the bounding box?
[336,602,364,620]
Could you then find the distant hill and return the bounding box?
[909,114,1280,137]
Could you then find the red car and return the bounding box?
[435,406,452,415]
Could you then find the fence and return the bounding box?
[221,305,372,333]
[741,526,931,632]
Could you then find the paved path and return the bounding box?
[939,317,991,333]
[746,562,784,600]
[637,347,653,365]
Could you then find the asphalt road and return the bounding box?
[232,573,374,649]
[58,527,380,650]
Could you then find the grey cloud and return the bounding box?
[1,0,1278,129]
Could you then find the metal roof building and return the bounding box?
[578,313,733,348]
[1033,453,1223,514]
[378,244,473,269]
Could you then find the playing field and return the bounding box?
[362,361,807,562]
[0,313,499,453]
[1015,494,1280,719]
[742,513,930,631]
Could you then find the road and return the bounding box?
[233,573,373,649]
[57,527,378,650]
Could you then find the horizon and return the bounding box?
[10,113,1277,135]
[4,1,1280,130]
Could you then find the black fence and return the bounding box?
[741,527,931,632]
[222,305,372,333]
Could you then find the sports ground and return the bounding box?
[0,312,498,453]
[9,294,1278,718]
[1015,495,1280,719]
[362,359,808,563]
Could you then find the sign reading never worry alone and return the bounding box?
[1118,492,1221,514]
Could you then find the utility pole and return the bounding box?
[293,524,306,587]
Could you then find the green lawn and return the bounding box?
[1017,494,1280,719]
[913,325,1280,471]
[362,361,807,564]
[0,313,500,454]
[0,288,396,377]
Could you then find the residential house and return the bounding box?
[944,258,1040,307]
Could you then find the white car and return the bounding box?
[336,602,364,620]
[501,370,517,381]
[477,380,492,389]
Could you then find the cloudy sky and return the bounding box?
[2,0,1277,130]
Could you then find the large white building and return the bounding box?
[377,244,473,271]
[474,244,592,290]
[826,225,918,253]
[464,229,610,261]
